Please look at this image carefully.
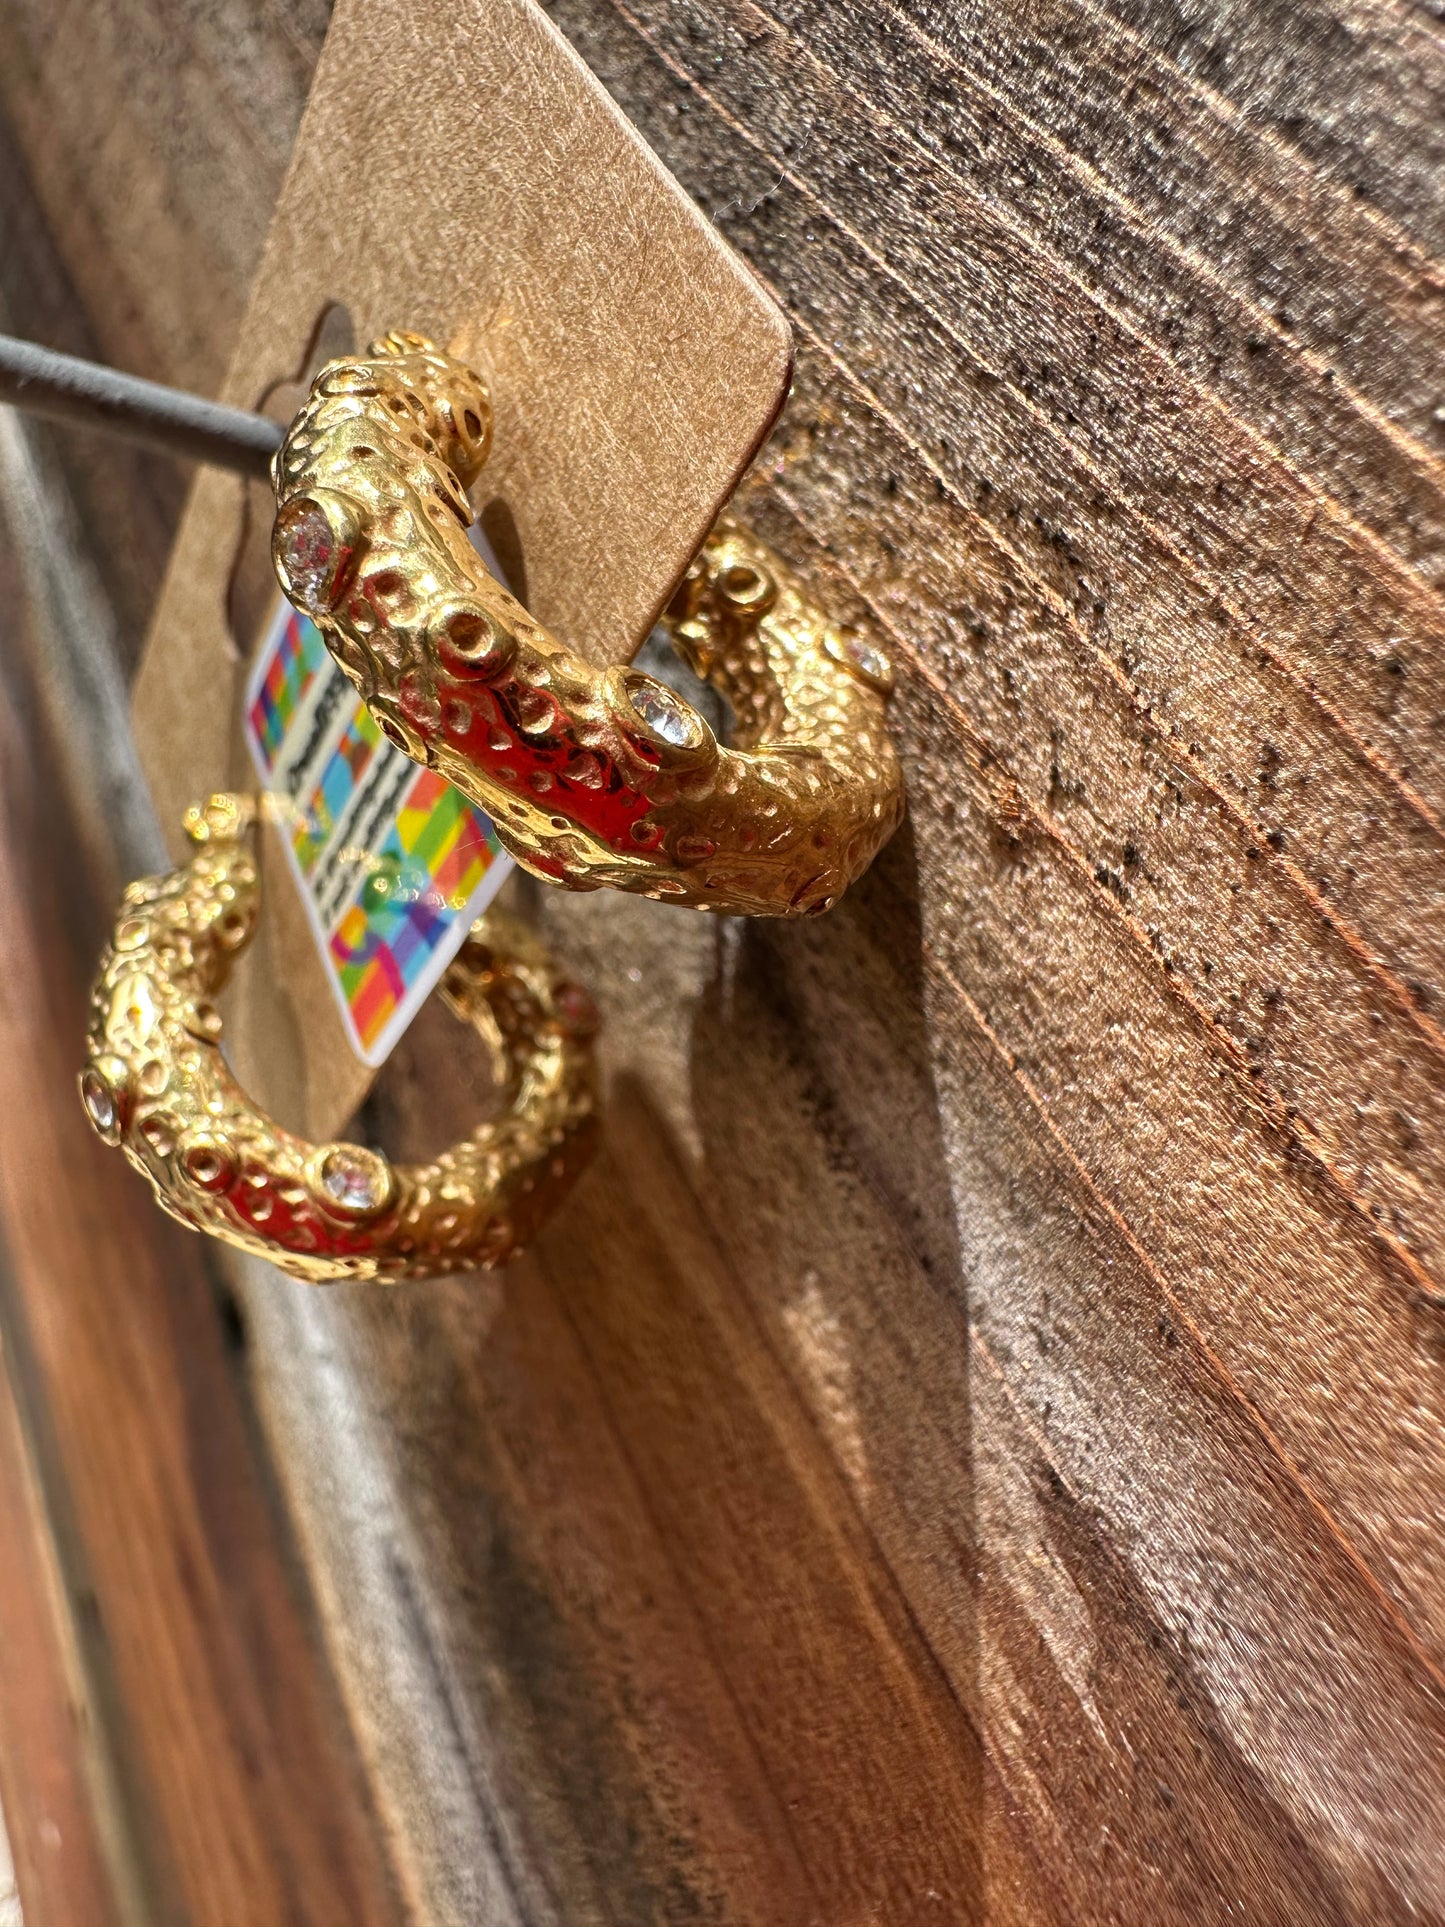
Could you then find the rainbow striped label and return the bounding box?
[243,600,512,1066]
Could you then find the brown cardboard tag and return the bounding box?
[132,0,791,1140]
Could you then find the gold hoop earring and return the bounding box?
[80,794,598,1283]
[271,332,904,918]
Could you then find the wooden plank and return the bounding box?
[0,1284,117,1927]
[0,426,400,1922]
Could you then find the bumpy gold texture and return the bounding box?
[80,795,598,1283]
[272,332,904,917]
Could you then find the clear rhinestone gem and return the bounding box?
[80,1068,117,1137]
[849,639,890,681]
[826,629,894,694]
[316,1143,392,1216]
[626,676,698,748]
[277,501,337,612]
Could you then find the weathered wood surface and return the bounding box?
[0,395,398,1927]
[3,0,1445,1920]
[0,14,399,1924]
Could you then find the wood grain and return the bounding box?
[0,1251,116,1927]
[5,0,1445,1919]
[0,426,399,1923]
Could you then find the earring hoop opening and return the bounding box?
[81,793,598,1283]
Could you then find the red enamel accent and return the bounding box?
[433,667,653,854]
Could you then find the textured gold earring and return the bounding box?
[80,794,598,1283]
[272,332,904,918]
